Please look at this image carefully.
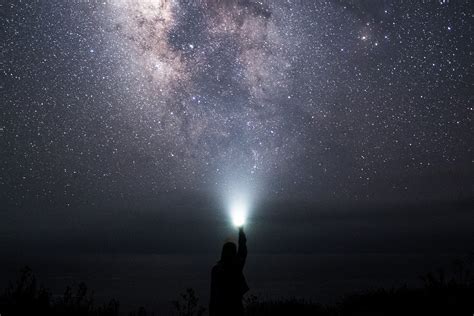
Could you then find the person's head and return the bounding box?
[220,241,237,263]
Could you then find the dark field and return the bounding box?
[1,252,471,315]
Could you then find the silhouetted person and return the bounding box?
[209,226,249,316]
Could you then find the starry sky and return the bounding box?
[1,0,472,218]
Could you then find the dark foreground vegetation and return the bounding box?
[1,254,473,316]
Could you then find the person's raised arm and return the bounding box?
[237,226,247,268]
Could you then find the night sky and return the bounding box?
[1,1,473,254]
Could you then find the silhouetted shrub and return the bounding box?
[1,254,473,315]
[245,295,329,316]
[244,254,474,316]
[172,288,206,316]
[128,306,148,316]
[0,267,119,316]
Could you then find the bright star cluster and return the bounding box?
[1,0,472,209]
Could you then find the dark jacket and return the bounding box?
[209,229,249,316]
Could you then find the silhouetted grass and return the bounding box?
[1,254,473,315]
[0,266,119,316]
[244,253,474,316]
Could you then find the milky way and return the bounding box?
[1,0,472,208]
[105,0,304,184]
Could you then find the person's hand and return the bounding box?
[239,226,246,242]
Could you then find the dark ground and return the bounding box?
[1,253,473,315]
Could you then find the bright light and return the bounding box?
[230,199,247,227]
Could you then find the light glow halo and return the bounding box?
[230,198,248,227]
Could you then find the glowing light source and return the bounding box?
[230,199,247,227]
